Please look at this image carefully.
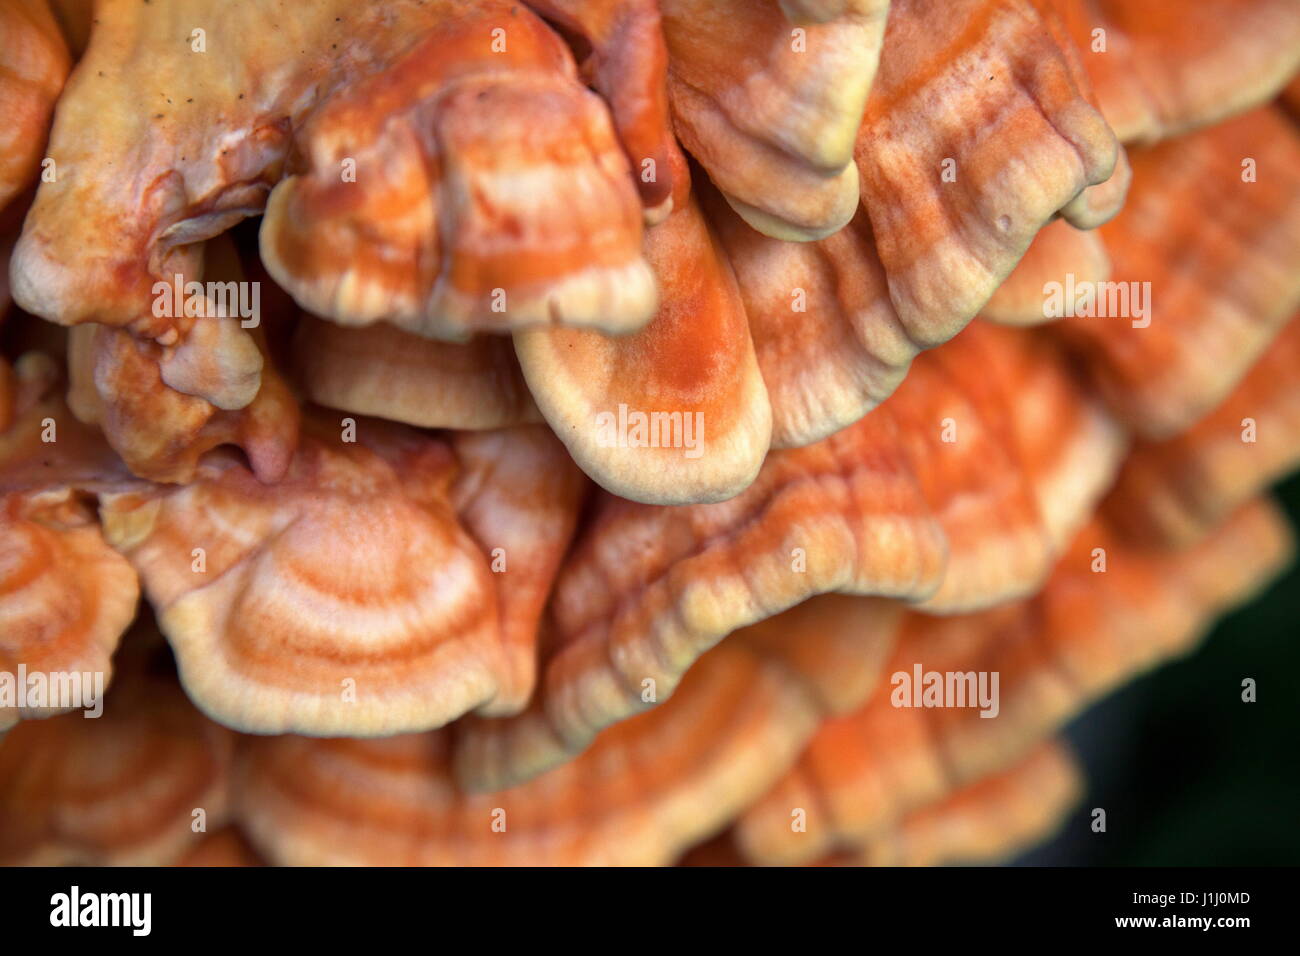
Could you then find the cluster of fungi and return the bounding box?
[1,0,1299,867]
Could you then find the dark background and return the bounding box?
[1016,472,1300,865]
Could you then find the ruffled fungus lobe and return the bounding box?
[735,497,1293,865]
[661,0,889,240]
[1104,315,1300,547]
[99,417,581,736]
[710,201,915,450]
[1,353,138,733]
[698,0,1131,452]
[850,0,1124,343]
[515,194,771,505]
[294,317,541,431]
[522,0,679,217]
[0,0,69,212]
[457,594,902,792]
[853,739,1082,866]
[260,1,655,339]
[1052,0,1300,144]
[447,427,588,715]
[981,220,1110,326]
[60,233,300,484]
[68,321,300,485]
[0,631,234,865]
[12,0,655,344]
[971,322,1125,550]
[455,322,1121,791]
[1057,107,1300,438]
[239,600,899,865]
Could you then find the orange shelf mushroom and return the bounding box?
[455,321,1124,791]
[1,352,138,735]
[6,0,1140,509]
[851,739,1084,867]
[1055,107,1300,438]
[0,626,234,865]
[515,191,773,504]
[660,0,888,241]
[237,597,899,866]
[522,0,680,217]
[294,317,542,433]
[733,497,1293,865]
[98,417,584,737]
[0,0,1299,871]
[11,0,656,351]
[0,0,69,213]
[1104,314,1300,547]
[64,237,301,484]
[1052,0,1300,144]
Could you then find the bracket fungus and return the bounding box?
[1055,107,1300,438]
[1104,315,1300,547]
[515,192,772,505]
[294,317,542,432]
[734,496,1293,865]
[1,0,1298,870]
[661,0,888,241]
[0,0,69,213]
[851,739,1083,867]
[12,0,656,348]
[455,321,1124,791]
[238,598,899,866]
[1052,0,1300,144]
[0,627,234,866]
[521,0,679,217]
[1,353,138,734]
[98,416,583,736]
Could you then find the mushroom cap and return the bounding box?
[1056,106,1300,438]
[456,594,903,791]
[0,628,234,865]
[522,0,680,215]
[0,487,138,733]
[0,0,69,212]
[972,322,1127,550]
[1053,0,1300,143]
[851,0,1124,347]
[711,201,918,450]
[453,320,1121,791]
[734,496,1293,864]
[237,596,899,866]
[1,352,138,734]
[447,426,588,716]
[515,192,772,505]
[661,0,889,240]
[293,316,541,432]
[852,739,1082,866]
[982,219,1111,326]
[98,415,582,736]
[260,2,656,339]
[11,0,654,342]
[1104,313,1300,546]
[68,321,300,485]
